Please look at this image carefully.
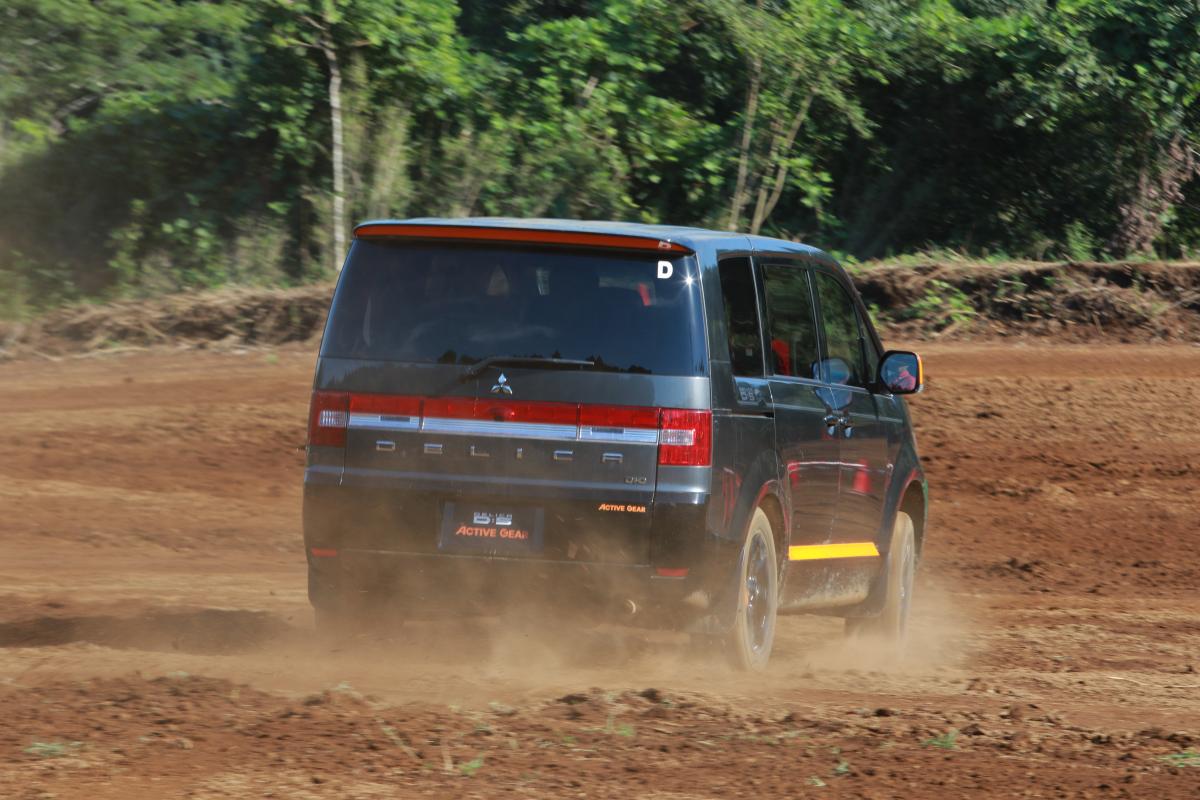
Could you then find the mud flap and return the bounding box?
[841,531,910,619]
[307,559,340,610]
[682,552,744,635]
[841,558,889,619]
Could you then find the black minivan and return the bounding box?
[304,218,927,669]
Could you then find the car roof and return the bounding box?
[353,217,838,266]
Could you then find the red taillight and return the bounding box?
[580,404,661,429]
[655,567,689,578]
[423,396,477,419]
[310,547,339,558]
[477,400,579,425]
[308,391,349,448]
[306,393,712,465]
[658,409,712,467]
[421,397,580,425]
[349,393,422,417]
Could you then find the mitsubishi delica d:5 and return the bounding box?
[303,218,927,669]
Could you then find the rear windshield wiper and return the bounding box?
[462,356,597,380]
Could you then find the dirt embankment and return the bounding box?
[0,286,333,359]
[855,260,1200,341]
[2,260,1199,359]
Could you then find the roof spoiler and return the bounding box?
[353,223,693,254]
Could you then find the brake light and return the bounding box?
[308,391,349,448]
[477,400,578,425]
[658,409,712,466]
[306,393,712,462]
[579,405,661,429]
[349,393,422,417]
[423,396,477,420]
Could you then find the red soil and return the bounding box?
[0,342,1197,798]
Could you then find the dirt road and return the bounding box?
[1,343,1198,798]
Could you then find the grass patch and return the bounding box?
[25,741,83,758]
[600,713,635,738]
[459,756,485,777]
[900,279,977,330]
[1159,751,1200,768]
[923,729,959,750]
[854,248,1019,271]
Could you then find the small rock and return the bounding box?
[488,702,517,717]
[558,693,589,705]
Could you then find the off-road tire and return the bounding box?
[725,508,779,671]
[845,511,916,651]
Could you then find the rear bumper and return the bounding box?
[308,548,703,622]
[303,477,737,628]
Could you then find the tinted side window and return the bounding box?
[814,271,867,387]
[762,264,819,380]
[718,257,764,377]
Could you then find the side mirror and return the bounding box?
[878,350,923,395]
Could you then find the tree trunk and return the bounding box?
[322,39,347,272]
[728,59,761,231]
[727,0,765,231]
[749,90,815,235]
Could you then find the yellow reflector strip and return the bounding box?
[788,542,880,561]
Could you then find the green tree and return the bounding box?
[715,0,889,234]
[0,0,247,150]
[255,0,469,269]
[1047,0,1200,254]
[4,0,1200,309]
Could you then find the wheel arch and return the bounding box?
[846,459,927,619]
[898,477,928,557]
[877,443,928,557]
[755,487,787,565]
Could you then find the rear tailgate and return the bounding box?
[317,365,708,564]
[309,236,710,566]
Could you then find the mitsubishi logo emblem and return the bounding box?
[491,373,513,395]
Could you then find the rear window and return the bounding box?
[322,240,705,375]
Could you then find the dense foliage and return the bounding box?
[1,0,1198,312]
